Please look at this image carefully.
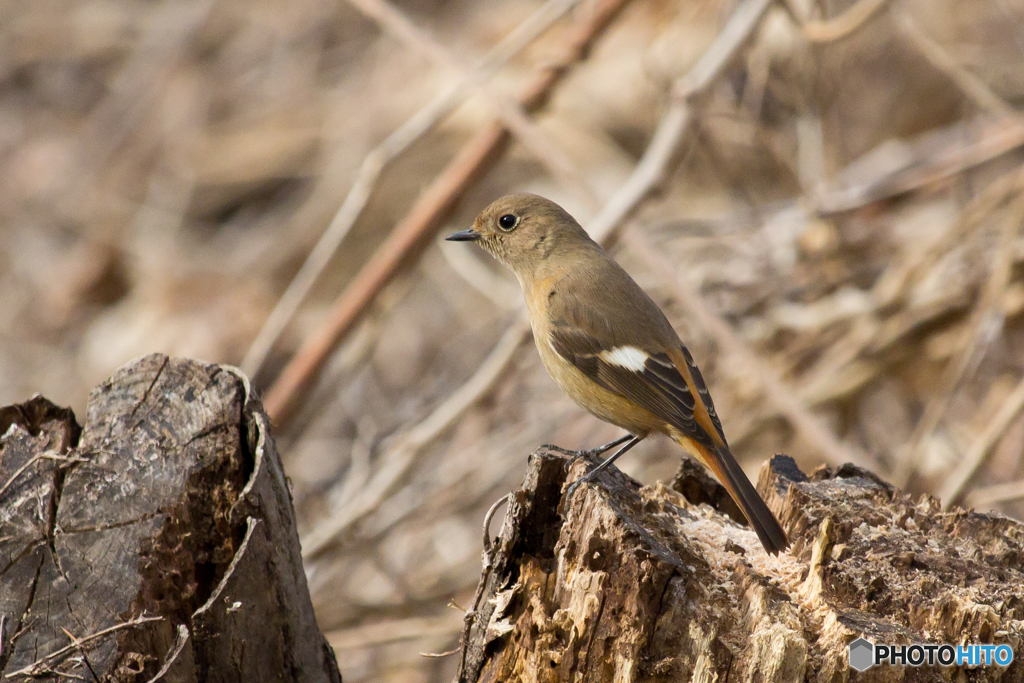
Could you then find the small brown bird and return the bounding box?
[447,193,788,554]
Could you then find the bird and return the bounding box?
[446,193,788,554]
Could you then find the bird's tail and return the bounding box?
[675,436,789,554]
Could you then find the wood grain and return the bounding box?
[0,354,341,682]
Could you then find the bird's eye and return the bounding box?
[497,213,519,231]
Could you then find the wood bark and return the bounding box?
[0,354,342,682]
[457,448,1024,682]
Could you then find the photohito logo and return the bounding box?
[848,638,1014,671]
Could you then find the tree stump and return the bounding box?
[456,448,1024,682]
[0,354,342,682]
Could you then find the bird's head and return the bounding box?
[446,193,594,278]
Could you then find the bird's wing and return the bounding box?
[545,273,787,554]
[548,321,727,450]
[542,254,727,446]
[674,343,728,446]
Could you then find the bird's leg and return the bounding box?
[565,435,642,498]
[542,433,633,461]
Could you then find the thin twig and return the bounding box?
[146,624,189,683]
[337,409,575,555]
[263,0,631,423]
[240,0,585,376]
[330,429,375,512]
[0,453,52,501]
[55,627,93,679]
[193,517,259,617]
[7,616,163,678]
[439,238,522,310]
[581,0,777,242]
[481,493,511,554]
[802,0,890,43]
[794,167,1024,418]
[298,0,774,558]
[458,501,504,678]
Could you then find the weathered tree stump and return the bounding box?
[457,448,1024,682]
[0,354,341,682]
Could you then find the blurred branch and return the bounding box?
[898,183,1024,487]
[299,0,774,559]
[623,229,873,470]
[896,14,1016,117]
[587,0,775,239]
[262,0,631,424]
[241,0,584,377]
[317,411,578,566]
[345,0,596,200]
[67,0,216,207]
[939,370,1024,508]
[301,321,531,558]
[802,0,890,43]
[968,478,1024,507]
[813,116,1024,215]
[326,614,463,650]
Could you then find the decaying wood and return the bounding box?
[0,354,341,682]
[457,449,1024,681]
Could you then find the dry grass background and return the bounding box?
[4,0,1024,679]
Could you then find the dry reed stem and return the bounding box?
[814,117,1024,214]
[345,0,596,200]
[240,0,585,376]
[898,184,1024,487]
[263,0,631,423]
[301,320,531,558]
[298,0,773,559]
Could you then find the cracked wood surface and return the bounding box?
[0,354,341,682]
[457,449,1024,682]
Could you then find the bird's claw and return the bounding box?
[564,477,585,499]
[564,470,598,499]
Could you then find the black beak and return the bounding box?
[445,228,482,242]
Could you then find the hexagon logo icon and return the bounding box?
[849,638,875,672]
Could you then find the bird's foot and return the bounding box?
[561,435,640,499]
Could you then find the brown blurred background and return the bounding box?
[4,0,1024,679]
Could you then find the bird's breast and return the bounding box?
[526,307,661,436]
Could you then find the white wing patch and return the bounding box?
[599,346,649,372]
